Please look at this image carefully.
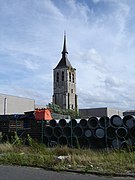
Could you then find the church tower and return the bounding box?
[53,33,77,111]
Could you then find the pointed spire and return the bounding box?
[54,32,73,69]
[62,31,68,55]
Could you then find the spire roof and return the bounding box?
[54,32,73,69]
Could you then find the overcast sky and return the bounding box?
[0,0,135,111]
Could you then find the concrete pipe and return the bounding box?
[44,126,53,137]
[73,126,83,137]
[53,126,62,137]
[68,136,78,148]
[79,119,88,128]
[123,115,135,128]
[110,115,123,127]
[120,139,132,149]
[84,128,92,138]
[59,119,67,128]
[68,119,77,128]
[94,128,105,139]
[129,127,135,139]
[107,126,116,140]
[49,119,57,127]
[43,136,49,146]
[129,138,135,147]
[99,116,110,128]
[111,139,121,149]
[63,126,71,137]
[78,137,89,148]
[88,117,99,129]
[48,136,58,147]
[58,136,68,146]
[49,135,57,142]
[90,137,106,149]
[115,127,128,139]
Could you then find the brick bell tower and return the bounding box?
[52,32,77,111]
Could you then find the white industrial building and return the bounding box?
[0,93,35,115]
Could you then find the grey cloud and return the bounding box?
[104,76,125,88]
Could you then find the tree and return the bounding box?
[46,103,80,118]
[47,103,62,114]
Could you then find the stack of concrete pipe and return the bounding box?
[43,115,135,149]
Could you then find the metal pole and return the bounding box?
[15,115,17,132]
[71,119,73,148]
[104,116,108,148]
[41,119,44,144]
[41,109,45,144]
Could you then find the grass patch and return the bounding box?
[0,142,14,153]
[0,152,56,168]
[0,140,135,174]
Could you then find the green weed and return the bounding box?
[0,140,135,174]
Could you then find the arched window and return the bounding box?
[69,72,71,82]
[72,104,74,109]
[62,71,64,81]
[56,72,59,82]
[72,73,74,83]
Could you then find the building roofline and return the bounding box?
[0,93,35,101]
